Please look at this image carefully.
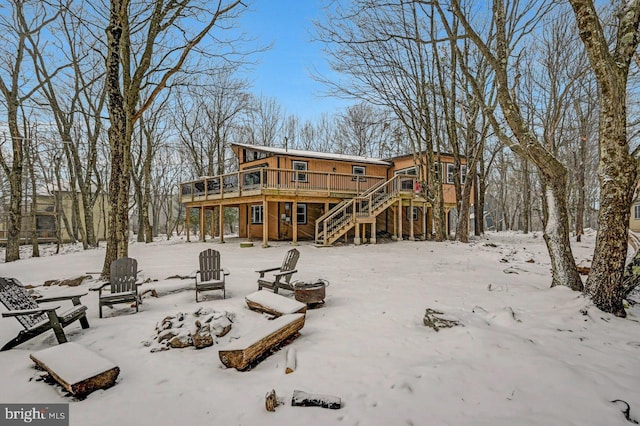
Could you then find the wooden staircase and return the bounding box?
[314,175,417,246]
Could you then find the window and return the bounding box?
[352,165,366,181]
[292,160,308,182]
[446,163,455,184]
[407,206,419,221]
[251,205,263,224]
[433,162,441,182]
[461,165,467,184]
[296,204,307,224]
[635,204,640,220]
[395,167,417,176]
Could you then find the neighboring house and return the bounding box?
[0,189,108,245]
[179,142,469,246]
[631,192,640,233]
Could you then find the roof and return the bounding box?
[231,142,393,166]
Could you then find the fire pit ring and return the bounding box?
[293,279,329,307]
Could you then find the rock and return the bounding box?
[169,334,191,348]
[192,325,213,349]
[423,308,461,331]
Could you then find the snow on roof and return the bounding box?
[232,142,393,166]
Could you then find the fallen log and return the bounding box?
[265,389,278,412]
[218,313,305,371]
[291,390,342,409]
[30,342,120,397]
[245,290,307,318]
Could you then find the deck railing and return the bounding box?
[180,168,386,202]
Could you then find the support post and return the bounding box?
[199,207,205,242]
[397,199,403,241]
[354,219,361,245]
[422,203,427,241]
[292,201,298,246]
[219,204,225,243]
[409,199,415,241]
[211,208,216,240]
[370,221,377,244]
[262,199,269,248]
[186,206,191,242]
[392,205,398,240]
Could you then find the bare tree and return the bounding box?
[0,1,62,262]
[439,0,583,290]
[102,0,247,277]
[568,0,640,316]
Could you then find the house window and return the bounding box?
[395,167,417,176]
[461,165,467,184]
[635,204,640,220]
[446,163,455,184]
[407,206,419,221]
[292,160,308,182]
[352,165,366,181]
[251,205,263,224]
[433,162,441,182]
[296,204,307,224]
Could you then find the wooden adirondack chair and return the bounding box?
[195,249,229,302]
[256,248,300,294]
[94,257,142,318]
[0,277,89,351]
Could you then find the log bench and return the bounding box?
[245,290,307,317]
[30,342,120,397]
[218,313,305,371]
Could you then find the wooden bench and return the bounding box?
[245,290,307,317]
[30,342,120,397]
[218,313,305,371]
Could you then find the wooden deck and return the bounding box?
[180,168,387,204]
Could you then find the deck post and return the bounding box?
[370,221,377,244]
[247,204,252,241]
[392,205,397,241]
[199,207,205,242]
[445,208,450,239]
[262,199,269,248]
[409,199,415,241]
[354,218,361,245]
[211,208,216,240]
[422,203,427,240]
[397,199,403,241]
[219,204,225,243]
[186,206,191,242]
[292,201,298,245]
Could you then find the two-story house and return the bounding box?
[179,142,467,247]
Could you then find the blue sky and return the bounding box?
[240,1,350,121]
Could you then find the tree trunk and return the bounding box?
[541,174,583,290]
[5,107,23,262]
[585,86,637,316]
[102,3,131,278]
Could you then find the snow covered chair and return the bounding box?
[256,248,299,294]
[0,277,89,351]
[94,257,142,318]
[195,249,229,302]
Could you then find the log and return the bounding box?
[245,290,307,318]
[218,313,305,371]
[291,390,342,409]
[285,347,297,374]
[30,342,120,397]
[265,389,278,412]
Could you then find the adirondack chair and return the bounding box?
[195,249,229,302]
[0,277,89,351]
[94,257,142,318]
[256,248,300,294]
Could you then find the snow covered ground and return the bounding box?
[0,231,639,426]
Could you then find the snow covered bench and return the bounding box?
[30,342,120,397]
[218,313,305,371]
[245,290,307,317]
